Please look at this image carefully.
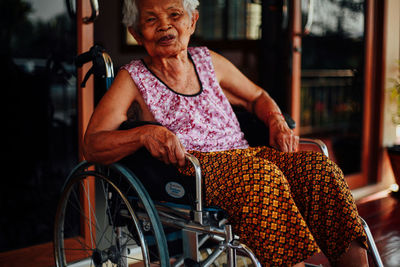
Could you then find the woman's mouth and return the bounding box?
[158,35,175,45]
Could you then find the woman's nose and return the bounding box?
[157,17,172,31]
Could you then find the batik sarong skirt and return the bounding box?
[178,146,367,266]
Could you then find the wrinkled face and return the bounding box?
[130,0,198,58]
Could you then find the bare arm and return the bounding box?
[83,69,186,165]
[210,50,299,152]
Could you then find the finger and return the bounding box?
[166,144,177,165]
[277,137,288,152]
[282,141,289,152]
[150,143,169,164]
[287,136,294,152]
[153,148,168,163]
[146,142,161,160]
[293,135,299,151]
[161,150,170,165]
[165,138,185,166]
[272,139,283,151]
[286,135,298,152]
[285,134,298,152]
[175,143,186,167]
[286,140,292,152]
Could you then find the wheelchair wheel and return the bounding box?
[54,161,170,267]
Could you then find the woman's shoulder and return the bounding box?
[121,59,145,74]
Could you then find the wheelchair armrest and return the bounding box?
[185,153,204,225]
[299,138,329,157]
[233,106,330,158]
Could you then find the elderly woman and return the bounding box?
[83,0,368,266]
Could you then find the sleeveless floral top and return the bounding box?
[122,46,249,152]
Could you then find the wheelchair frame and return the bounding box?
[53,154,262,267]
[53,46,384,267]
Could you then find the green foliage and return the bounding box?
[389,60,400,125]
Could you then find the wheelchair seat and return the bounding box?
[120,147,228,227]
[119,148,197,206]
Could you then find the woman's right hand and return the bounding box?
[140,125,187,166]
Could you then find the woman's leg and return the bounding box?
[336,241,368,266]
[257,147,368,264]
[179,149,320,266]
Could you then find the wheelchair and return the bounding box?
[53,45,383,267]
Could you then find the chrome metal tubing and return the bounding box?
[139,209,226,237]
[171,257,184,267]
[359,217,384,267]
[229,241,262,267]
[185,153,203,224]
[101,52,114,79]
[83,0,99,23]
[155,203,192,221]
[299,138,329,157]
[225,225,236,267]
[200,242,227,267]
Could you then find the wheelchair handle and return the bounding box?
[75,50,93,67]
[75,45,114,88]
[83,0,99,24]
[185,153,203,225]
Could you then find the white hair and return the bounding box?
[122,0,200,31]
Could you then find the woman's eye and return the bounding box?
[145,17,156,23]
[171,12,181,18]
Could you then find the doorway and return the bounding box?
[1,0,77,265]
[300,0,366,176]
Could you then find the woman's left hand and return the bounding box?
[268,115,299,152]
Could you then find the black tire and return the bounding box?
[54,161,170,267]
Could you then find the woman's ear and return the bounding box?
[190,10,199,34]
[128,26,143,45]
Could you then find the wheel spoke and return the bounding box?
[54,164,169,267]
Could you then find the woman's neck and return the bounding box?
[144,50,189,78]
[144,50,201,95]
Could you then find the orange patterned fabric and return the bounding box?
[178,146,367,266]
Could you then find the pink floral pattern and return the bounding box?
[123,46,249,152]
